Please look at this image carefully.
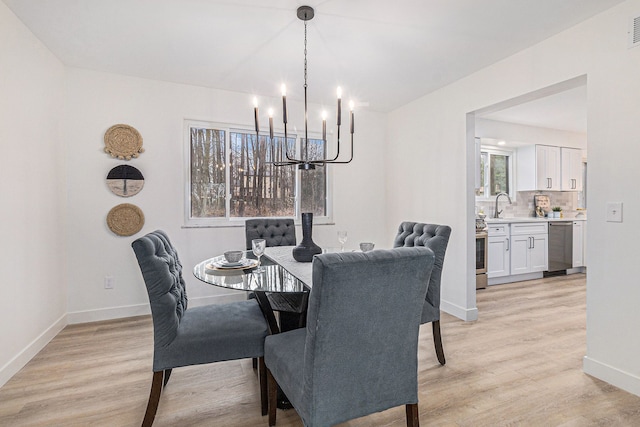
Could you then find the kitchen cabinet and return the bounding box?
[572,220,585,267]
[509,222,548,275]
[561,148,583,191]
[487,224,510,278]
[517,145,561,191]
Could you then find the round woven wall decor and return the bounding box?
[106,164,145,197]
[106,203,145,236]
[104,124,145,160]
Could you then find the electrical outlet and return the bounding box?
[606,202,623,222]
[104,276,115,289]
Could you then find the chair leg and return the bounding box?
[163,369,172,387]
[267,368,278,426]
[259,357,268,416]
[142,371,164,427]
[432,320,446,365]
[406,403,420,427]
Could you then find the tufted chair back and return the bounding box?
[393,222,451,324]
[132,230,188,348]
[245,218,297,249]
[264,247,435,426]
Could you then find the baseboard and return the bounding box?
[488,271,543,286]
[67,303,150,324]
[441,299,478,321]
[0,313,67,388]
[583,356,640,397]
[66,292,246,324]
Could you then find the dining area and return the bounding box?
[130,218,452,426]
[1,238,632,426]
[2,212,628,426]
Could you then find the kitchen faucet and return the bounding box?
[494,192,512,219]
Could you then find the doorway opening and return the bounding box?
[466,75,588,306]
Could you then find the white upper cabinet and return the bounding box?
[517,145,561,191]
[561,147,583,191]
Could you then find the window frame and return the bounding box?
[475,146,516,201]
[183,119,333,227]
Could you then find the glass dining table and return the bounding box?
[192,246,312,335]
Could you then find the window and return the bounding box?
[476,147,513,198]
[186,120,329,226]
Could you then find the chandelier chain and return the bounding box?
[303,20,308,89]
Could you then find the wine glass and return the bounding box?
[337,231,348,252]
[252,239,266,272]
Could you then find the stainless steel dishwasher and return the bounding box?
[547,221,573,273]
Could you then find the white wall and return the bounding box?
[476,118,587,150]
[0,3,67,386]
[63,68,388,322]
[387,0,640,396]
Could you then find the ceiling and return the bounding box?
[480,85,588,133]
[4,0,621,115]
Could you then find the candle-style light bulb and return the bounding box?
[349,100,355,134]
[268,108,274,139]
[336,87,342,126]
[281,84,288,124]
[253,97,259,134]
[321,111,327,141]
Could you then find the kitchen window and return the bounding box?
[185,120,330,226]
[476,147,514,198]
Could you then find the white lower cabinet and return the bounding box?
[509,222,548,275]
[529,233,549,272]
[572,220,585,268]
[487,224,510,278]
[510,233,548,274]
[510,235,531,275]
[487,221,549,284]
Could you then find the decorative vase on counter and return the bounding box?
[292,212,322,262]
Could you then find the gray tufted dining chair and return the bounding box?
[245,218,297,250]
[245,218,306,330]
[394,221,452,365]
[265,247,436,427]
[132,230,269,426]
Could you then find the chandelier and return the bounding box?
[252,5,354,170]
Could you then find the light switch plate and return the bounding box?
[606,202,623,222]
[104,275,114,289]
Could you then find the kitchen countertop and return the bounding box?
[485,216,586,224]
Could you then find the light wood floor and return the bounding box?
[1,274,639,426]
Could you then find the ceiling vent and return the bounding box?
[630,15,640,49]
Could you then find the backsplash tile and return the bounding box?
[476,191,581,218]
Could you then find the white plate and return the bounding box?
[219,261,243,267]
[206,259,259,270]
